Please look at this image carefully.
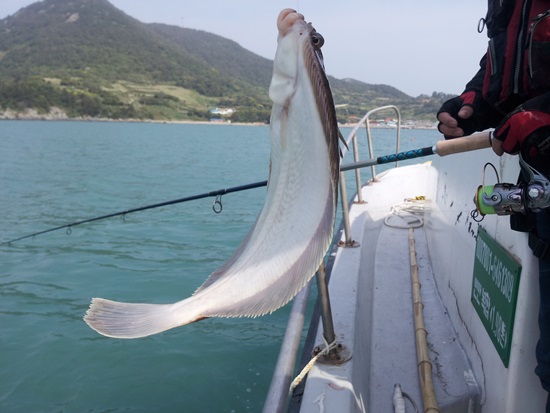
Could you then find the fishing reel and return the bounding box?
[471,155,550,221]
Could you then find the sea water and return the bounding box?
[0,120,439,412]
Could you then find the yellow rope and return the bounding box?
[289,338,338,396]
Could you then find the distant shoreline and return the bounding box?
[0,108,437,129]
[0,108,267,126]
[0,117,270,127]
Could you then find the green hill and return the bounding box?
[0,0,451,122]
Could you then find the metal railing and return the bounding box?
[343,105,402,188]
[339,105,402,246]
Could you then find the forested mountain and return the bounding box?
[0,0,450,122]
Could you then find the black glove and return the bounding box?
[437,90,488,138]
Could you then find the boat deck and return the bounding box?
[297,163,480,412]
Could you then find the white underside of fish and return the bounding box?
[84,9,339,338]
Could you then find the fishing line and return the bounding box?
[1,180,268,246]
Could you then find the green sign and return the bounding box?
[471,227,522,367]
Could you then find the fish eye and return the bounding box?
[311,32,324,49]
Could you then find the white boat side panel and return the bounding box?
[429,150,545,413]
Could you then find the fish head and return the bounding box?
[277,9,325,68]
[269,9,340,184]
[269,9,327,108]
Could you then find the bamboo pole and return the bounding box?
[409,228,440,413]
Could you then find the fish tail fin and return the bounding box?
[84,298,201,339]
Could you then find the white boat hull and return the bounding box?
[296,148,545,412]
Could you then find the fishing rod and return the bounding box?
[1,132,491,246]
[340,130,491,171]
[1,180,267,246]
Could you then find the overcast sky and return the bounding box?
[0,0,489,97]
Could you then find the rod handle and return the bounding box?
[435,131,492,157]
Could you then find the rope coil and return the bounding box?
[384,197,430,229]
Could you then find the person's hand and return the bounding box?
[438,105,474,138]
[493,109,550,154]
[492,94,550,174]
[437,91,481,139]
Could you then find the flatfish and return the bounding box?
[84,8,340,338]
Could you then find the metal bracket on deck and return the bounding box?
[313,342,352,366]
[338,239,360,248]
